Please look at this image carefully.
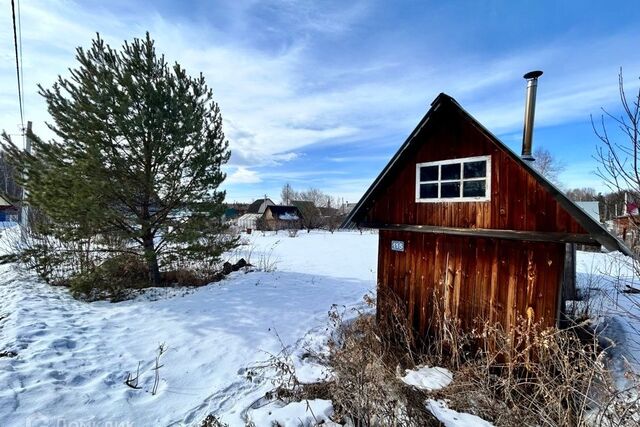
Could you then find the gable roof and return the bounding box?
[291,200,320,218]
[247,198,275,214]
[0,194,15,208]
[343,93,632,256]
[319,206,340,217]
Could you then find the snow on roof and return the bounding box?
[576,201,601,223]
[267,205,301,220]
[247,198,275,214]
[278,212,299,221]
[0,194,13,207]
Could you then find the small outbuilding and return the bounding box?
[262,205,302,230]
[0,194,18,222]
[237,213,262,230]
[343,92,631,336]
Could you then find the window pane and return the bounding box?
[441,163,461,180]
[419,183,438,199]
[463,161,486,178]
[419,165,438,182]
[463,180,486,197]
[440,182,460,198]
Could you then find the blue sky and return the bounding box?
[1,1,639,203]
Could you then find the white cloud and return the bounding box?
[225,166,262,184]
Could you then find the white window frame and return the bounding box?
[415,155,491,202]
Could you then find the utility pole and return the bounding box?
[20,121,31,234]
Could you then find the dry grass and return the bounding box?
[433,319,628,426]
[324,296,436,427]
[324,289,640,427]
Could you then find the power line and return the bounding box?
[17,0,24,122]
[10,0,25,134]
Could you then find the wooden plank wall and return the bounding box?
[378,230,565,333]
[364,105,587,235]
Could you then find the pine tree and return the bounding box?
[2,33,236,287]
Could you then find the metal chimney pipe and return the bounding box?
[521,70,543,162]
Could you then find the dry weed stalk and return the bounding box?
[124,361,142,389]
[429,315,640,427]
[151,342,167,396]
[243,329,303,402]
[326,296,435,427]
[330,288,639,426]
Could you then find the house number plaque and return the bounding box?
[391,240,405,252]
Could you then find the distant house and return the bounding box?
[340,202,357,214]
[221,202,250,224]
[247,198,275,215]
[319,206,344,230]
[0,194,18,222]
[222,207,240,223]
[237,213,262,230]
[318,206,340,217]
[291,200,321,229]
[613,215,640,246]
[235,198,276,231]
[262,205,302,230]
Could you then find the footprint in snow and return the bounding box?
[48,370,66,381]
[69,374,89,386]
[50,338,77,351]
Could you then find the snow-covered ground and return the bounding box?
[575,250,640,385]
[0,231,377,426]
[0,230,638,426]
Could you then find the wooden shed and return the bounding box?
[343,93,631,335]
[262,205,302,230]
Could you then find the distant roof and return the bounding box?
[319,207,340,216]
[0,194,14,208]
[247,198,275,214]
[291,200,316,209]
[227,202,249,209]
[291,200,319,217]
[575,201,600,223]
[237,213,261,221]
[223,207,239,217]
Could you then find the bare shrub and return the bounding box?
[200,415,229,427]
[422,315,640,427]
[243,339,302,402]
[325,288,639,427]
[161,268,207,287]
[69,253,149,301]
[256,244,280,272]
[326,298,435,427]
[238,240,279,273]
[0,222,108,286]
[238,330,335,426]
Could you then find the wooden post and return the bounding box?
[558,243,577,326]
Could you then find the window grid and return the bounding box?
[415,155,491,202]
